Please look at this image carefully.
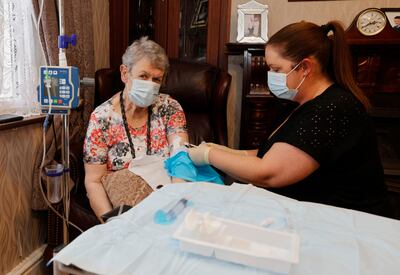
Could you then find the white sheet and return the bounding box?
[53,182,400,275]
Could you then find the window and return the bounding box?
[0,0,44,115]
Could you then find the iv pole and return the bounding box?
[58,0,70,245]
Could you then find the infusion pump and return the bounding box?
[38,66,80,114]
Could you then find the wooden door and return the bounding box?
[153,0,231,70]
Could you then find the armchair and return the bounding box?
[68,59,231,237]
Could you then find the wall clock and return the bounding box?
[356,8,387,36]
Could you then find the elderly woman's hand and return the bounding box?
[188,143,211,166]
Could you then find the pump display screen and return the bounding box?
[48,77,59,98]
[46,76,70,99]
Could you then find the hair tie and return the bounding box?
[320,24,330,35]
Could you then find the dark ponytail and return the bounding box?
[326,21,370,109]
[267,21,370,109]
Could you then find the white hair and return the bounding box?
[122,37,169,72]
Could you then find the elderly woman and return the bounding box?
[83,37,189,219]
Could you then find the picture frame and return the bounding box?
[191,0,208,28]
[381,8,400,31]
[236,0,268,43]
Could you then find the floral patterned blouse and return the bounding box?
[83,92,187,171]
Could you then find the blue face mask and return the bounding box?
[128,79,160,107]
[164,151,224,185]
[267,62,306,101]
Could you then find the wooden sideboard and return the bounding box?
[345,9,400,218]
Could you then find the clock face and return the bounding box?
[356,9,387,36]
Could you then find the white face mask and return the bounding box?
[128,79,160,107]
[267,62,306,101]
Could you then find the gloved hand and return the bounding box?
[206,142,248,156]
[188,143,211,166]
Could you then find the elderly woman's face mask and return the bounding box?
[124,58,164,107]
[128,79,160,107]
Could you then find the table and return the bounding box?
[53,182,400,275]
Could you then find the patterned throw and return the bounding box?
[101,169,153,208]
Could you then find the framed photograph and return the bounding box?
[381,8,400,32]
[191,0,208,28]
[237,0,268,43]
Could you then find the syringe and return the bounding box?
[154,198,190,225]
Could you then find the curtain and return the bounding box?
[0,0,44,115]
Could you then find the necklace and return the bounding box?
[119,91,152,158]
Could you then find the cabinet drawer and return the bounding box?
[243,99,279,128]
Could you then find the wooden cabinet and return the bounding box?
[226,43,295,149]
[109,0,231,70]
[154,0,230,69]
[345,9,400,218]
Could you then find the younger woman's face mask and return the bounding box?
[267,62,306,101]
[128,79,161,107]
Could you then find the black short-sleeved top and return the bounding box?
[257,84,391,216]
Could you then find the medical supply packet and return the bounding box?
[173,210,299,274]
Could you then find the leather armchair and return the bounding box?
[68,59,231,238]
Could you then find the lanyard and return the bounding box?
[119,91,152,158]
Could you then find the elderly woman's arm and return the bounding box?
[84,163,112,221]
[167,132,189,183]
